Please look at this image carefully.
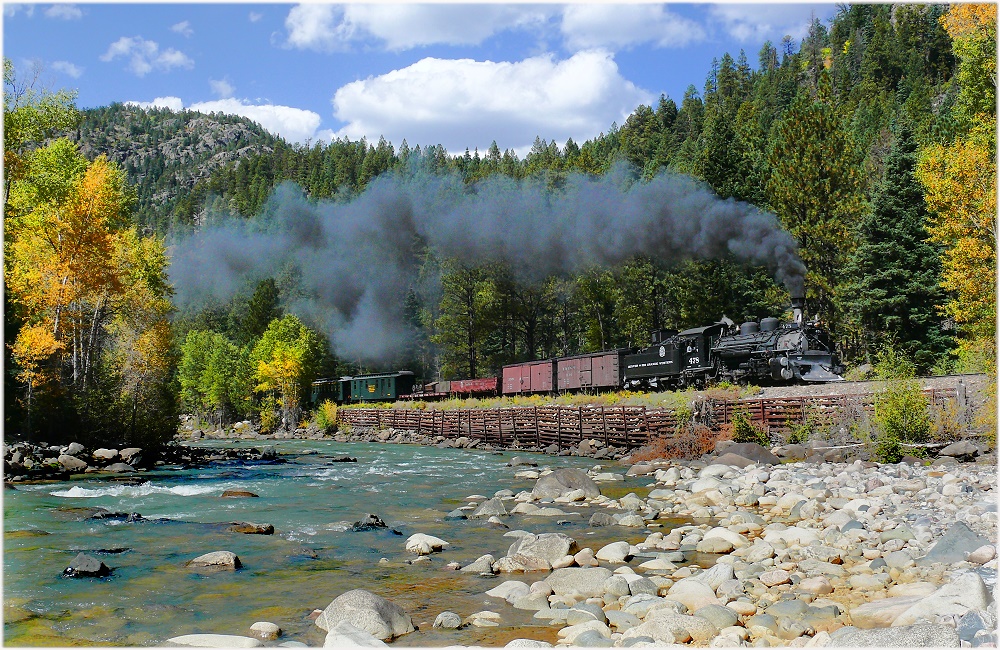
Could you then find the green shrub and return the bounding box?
[871,347,931,462]
[313,399,338,430]
[731,411,770,447]
[259,395,279,433]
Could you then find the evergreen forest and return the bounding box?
[4,4,996,443]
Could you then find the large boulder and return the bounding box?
[919,522,991,565]
[545,567,613,598]
[58,454,88,472]
[713,442,779,465]
[315,589,414,640]
[92,448,119,461]
[831,624,959,647]
[532,468,600,499]
[937,440,980,459]
[120,447,142,465]
[892,572,993,626]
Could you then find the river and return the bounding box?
[4,440,678,646]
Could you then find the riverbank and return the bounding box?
[5,437,996,647]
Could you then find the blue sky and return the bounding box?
[4,2,838,155]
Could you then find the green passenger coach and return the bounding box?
[348,371,416,402]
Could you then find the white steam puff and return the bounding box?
[169,165,806,363]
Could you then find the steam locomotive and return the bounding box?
[311,298,844,405]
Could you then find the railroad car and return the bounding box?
[348,371,416,402]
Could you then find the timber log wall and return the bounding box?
[337,387,963,451]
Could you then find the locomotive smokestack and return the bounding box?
[791,295,805,325]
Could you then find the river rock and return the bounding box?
[433,611,462,629]
[315,589,414,640]
[222,490,259,498]
[471,497,508,518]
[532,468,600,499]
[545,567,613,597]
[188,551,241,569]
[93,448,118,461]
[461,554,495,574]
[167,634,264,647]
[322,621,388,647]
[63,552,110,577]
[506,532,576,566]
[249,622,280,640]
[486,580,531,603]
[60,442,84,456]
[228,522,274,535]
[351,514,388,531]
[667,578,721,611]
[120,447,142,464]
[831,623,960,647]
[58,454,88,472]
[967,544,996,564]
[595,541,631,563]
[693,604,738,630]
[919,521,990,565]
[405,533,449,555]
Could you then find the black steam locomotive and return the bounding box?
[621,317,843,390]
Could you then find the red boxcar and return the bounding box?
[502,360,554,395]
[556,351,623,391]
[451,377,499,394]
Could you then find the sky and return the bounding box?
[4,2,838,156]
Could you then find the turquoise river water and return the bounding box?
[4,441,686,646]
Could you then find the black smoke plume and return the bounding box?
[168,163,806,362]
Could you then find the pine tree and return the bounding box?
[844,121,952,372]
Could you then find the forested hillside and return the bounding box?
[70,104,280,232]
[6,4,995,442]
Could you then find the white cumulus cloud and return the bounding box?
[284,4,552,52]
[100,36,194,76]
[190,98,322,144]
[44,4,82,20]
[171,20,193,38]
[51,60,83,78]
[4,4,36,18]
[708,4,828,43]
[561,4,707,51]
[249,11,262,23]
[127,96,322,143]
[126,96,184,111]
[209,78,235,98]
[331,50,652,155]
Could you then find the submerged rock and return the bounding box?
[63,553,110,578]
[351,514,388,531]
[221,490,259,498]
[187,551,241,570]
[228,522,274,535]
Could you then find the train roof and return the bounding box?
[677,323,727,336]
[349,371,415,379]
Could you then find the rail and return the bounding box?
[337,387,963,452]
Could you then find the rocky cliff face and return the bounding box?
[69,104,280,231]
